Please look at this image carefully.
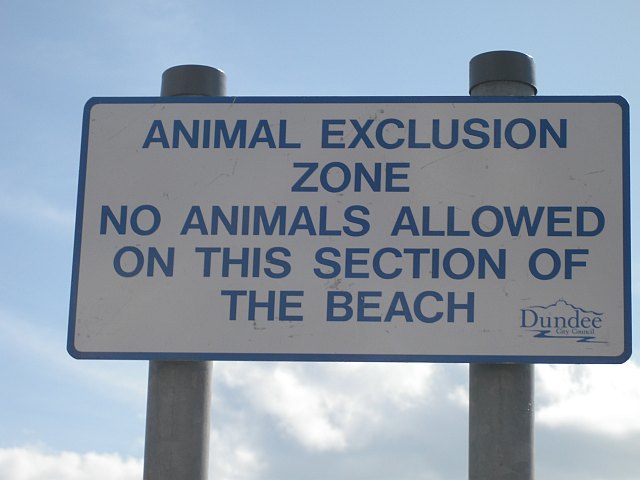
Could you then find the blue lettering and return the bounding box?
[322,119,346,148]
[278,120,301,148]
[564,249,589,279]
[214,120,247,148]
[384,291,413,322]
[373,248,402,279]
[504,206,544,236]
[147,247,174,276]
[505,118,536,149]
[113,246,144,277]
[471,205,503,237]
[142,120,169,148]
[172,120,199,148]
[443,248,475,280]
[447,291,475,323]
[314,247,341,278]
[289,207,316,235]
[463,118,490,149]
[327,291,352,321]
[249,119,276,148]
[345,248,369,278]
[318,206,341,236]
[529,248,561,280]
[385,162,409,192]
[221,290,246,320]
[376,118,404,149]
[421,207,445,236]
[130,205,161,236]
[320,162,351,192]
[354,163,381,192]
[248,290,276,320]
[181,206,208,235]
[265,247,291,278]
[291,163,318,192]
[577,206,605,236]
[493,119,502,148]
[414,291,443,323]
[357,291,382,322]
[101,205,160,236]
[113,246,173,277]
[432,119,458,149]
[540,119,567,148]
[447,206,470,236]
[343,205,370,237]
[100,205,127,234]
[391,206,420,236]
[547,206,572,236]
[254,206,287,235]
[279,291,304,321]
[348,119,375,148]
[222,247,250,277]
[195,247,221,277]
[479,249,506,279]
[212,206,239,235]
[408,119,430,148]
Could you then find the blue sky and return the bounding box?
[1,1,639,479]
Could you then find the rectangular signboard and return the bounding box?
[68,96,630,363]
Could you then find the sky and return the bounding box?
[1,0,639,479]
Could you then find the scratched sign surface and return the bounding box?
[68,96,630,363]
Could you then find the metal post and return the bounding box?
[143,65,226,480]
[468,51,536,480]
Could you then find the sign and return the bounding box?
[68,96,630,363]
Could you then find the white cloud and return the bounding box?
[215,362,439,452]
[0,448,141,480]
[536,361,640,436]
[210,429,266,480]
[447,384,469,408]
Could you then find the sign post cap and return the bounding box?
[161,65,226,97]
[469,51,536,94]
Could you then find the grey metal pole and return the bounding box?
[468,51,536,480]
[143,65,226,480]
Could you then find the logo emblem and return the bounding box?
[519,299,606,343]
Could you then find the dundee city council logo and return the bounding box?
[519,299,606,344]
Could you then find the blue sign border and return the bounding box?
[68,95,631,364]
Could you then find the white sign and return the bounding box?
[68,96,631,362]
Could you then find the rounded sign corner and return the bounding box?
[83,97,103,114]
[612,95,630,113]
[67,340,85,360]
[614,345,632,364]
